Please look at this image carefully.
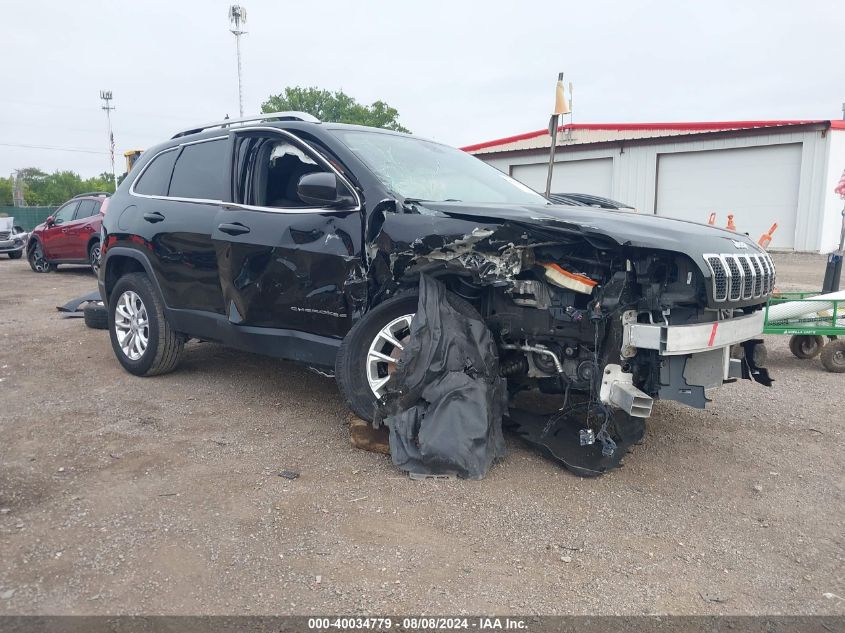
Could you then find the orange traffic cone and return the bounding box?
[707,212,716,225]
[758,223,778,249]
[726,214,736,231]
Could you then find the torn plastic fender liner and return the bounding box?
[376,274,507,479]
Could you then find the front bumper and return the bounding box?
[623,311,765,356]
[0,239,24,253]
[619,311,767,410]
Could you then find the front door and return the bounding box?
[41,200,79,259]
[212,130,364,339]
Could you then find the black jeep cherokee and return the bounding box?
[99,111,773,424]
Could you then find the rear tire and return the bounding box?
[108,273,184,376]
[8,251,22,259]
[83,302,109,330]
[89,240,101,274]
[789,334,824,359]
[820,340,845,373]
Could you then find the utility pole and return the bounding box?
[100,90,118,190]
[229,5,248,117]
[11,170,25,207]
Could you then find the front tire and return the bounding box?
[335,289,482,422]
[335,293,420,422]
[28,242,55,273]
[108,273,184,376]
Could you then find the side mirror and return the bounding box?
[45,216,54,227]
[297,172,355,208]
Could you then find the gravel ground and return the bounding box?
[0,253,843,616]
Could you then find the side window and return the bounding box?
[133,148,178,196]
[169,139,228,200]
[74,199,97,219]
[53,201,79,225]
[234,135,328,208]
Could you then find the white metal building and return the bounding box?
[463,120,845,252]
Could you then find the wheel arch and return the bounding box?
[102,247,166,307]
[385,268,484,312]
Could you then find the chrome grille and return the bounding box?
[738,256,753,299]
[725,257,741,299]
[0,231,10,240]
[703,253,775,303]
[749,256,763,296]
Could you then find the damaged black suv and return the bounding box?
[99,112,773,435]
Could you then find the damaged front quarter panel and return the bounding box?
[362,197,773,475]
[365,199,585,297]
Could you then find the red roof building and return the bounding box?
[463,120,845,252]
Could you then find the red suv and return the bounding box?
[27,192,108,274]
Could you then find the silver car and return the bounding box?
[0,217,28,259]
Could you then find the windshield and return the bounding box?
[332,129,548,205]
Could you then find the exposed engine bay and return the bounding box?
[370,204,774,473]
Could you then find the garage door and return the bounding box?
[655,144,802,249]
[512,157,613,197]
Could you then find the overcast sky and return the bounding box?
[1,0,842,178]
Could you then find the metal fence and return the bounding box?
[0,206,56,231]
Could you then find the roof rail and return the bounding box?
[171,111,321,139]
[73,191,111,199]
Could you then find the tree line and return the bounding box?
[2,87,407,207]
[0,169,115,207]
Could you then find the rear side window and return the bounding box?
[74,199,97,219]
[168,139,228,201]
[133,149,178,196]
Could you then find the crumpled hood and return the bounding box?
[415,201,766,261]
[0,217,13,232]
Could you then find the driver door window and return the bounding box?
[53,202,79,225]
[235,135,328,208]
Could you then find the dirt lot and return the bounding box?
[0,253,843,616]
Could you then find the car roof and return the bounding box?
[72,192,111,200]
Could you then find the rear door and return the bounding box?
[62,198,99,260]
[212,128,364,339]
[41,201,79,259]
[131,136,229,314]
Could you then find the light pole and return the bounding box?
[229,5,248,117]
[100,90,117,189]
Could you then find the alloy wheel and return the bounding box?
[90,244,101,274]
[365,314,414,398]
[30,245,50,273]
[113,290,150,361]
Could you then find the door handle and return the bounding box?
[143,212,165,223]
[217,222,250,236]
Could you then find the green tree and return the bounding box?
[0,176,12,206]
[261,87,410,133]
[16,168,115,206]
